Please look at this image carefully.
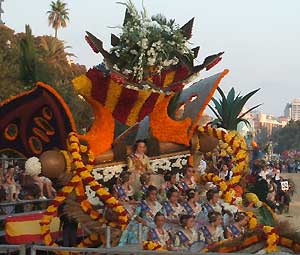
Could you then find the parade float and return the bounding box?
[1,1,300,254]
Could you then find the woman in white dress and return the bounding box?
[174,215,204,251]
[148,212,171,249]
[200,211,224,246]
[163,187,184,233]
[225,212,249,239]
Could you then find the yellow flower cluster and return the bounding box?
[263,226,279,253]
[143,241,165,251]
[245,211,258,230]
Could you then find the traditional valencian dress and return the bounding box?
[199,225,224,245]
[148,227,170,248]
[226,224,244,238]
[178,177,197,193]
[128,153,152,191]
[183,201,204,229]
[163,200,184,232]
[174,227,205,251]
[118,199,162,246]
[114,184,135,215]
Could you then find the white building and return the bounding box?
[284,99,300,121]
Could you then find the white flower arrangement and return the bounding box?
[25,157,42,177]
[110,1,193,81]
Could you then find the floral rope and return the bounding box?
[40,132,129,253]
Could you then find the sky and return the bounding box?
[2,0,300,116]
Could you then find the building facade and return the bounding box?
[284,99,300,121]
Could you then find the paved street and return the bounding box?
[279,173,300,231]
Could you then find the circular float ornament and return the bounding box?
[42,106,53,120]
[28,136,43,154]
[33,127,50,143]
[34,117,55,135]
[4,123,18,141]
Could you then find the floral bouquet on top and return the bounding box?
[85,0,223,87]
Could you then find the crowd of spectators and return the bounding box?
[0,161,56,204]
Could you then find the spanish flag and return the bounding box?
[5,212,60,244]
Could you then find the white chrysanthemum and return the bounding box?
[25,157,42,177]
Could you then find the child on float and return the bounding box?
[118,185,162,245]
[225,212,249,239]
[174,215,205,251]
[162,187,184,233]
[199,211,225,246]
[147,212,171,250]
[178,166,197,193]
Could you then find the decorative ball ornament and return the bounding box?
[198,133,219,153]
[39,150,66,179]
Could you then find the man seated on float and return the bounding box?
[199,211,225,246]
[178,166,197,193]
[128,140,153,191]
[118,185,162,245]
[147,212,171,250]
[159,172,179,202]
[163,187,184,233]
[202,189,238,226]
[174,215,204,251]
[225,212,249,239]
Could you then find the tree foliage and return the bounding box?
[208,87,261,130]
[273,120,300,153]
[0,25,92,132]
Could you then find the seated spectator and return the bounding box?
[24,157,56,199]
[219,164,233,181]
[4,165,20,201]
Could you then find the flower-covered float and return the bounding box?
[0,1,300,254]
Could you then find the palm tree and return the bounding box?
[208,87,261,130]
[47,0,69,38]
[38,36,75,74]
[20,25,37,88]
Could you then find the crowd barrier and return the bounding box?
[0,245,26,255]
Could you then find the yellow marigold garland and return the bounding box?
[198,126,249,204]
[41,132,129,253]
[263,226,279,253]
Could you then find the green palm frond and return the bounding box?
[209,87,261,130]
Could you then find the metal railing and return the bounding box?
[0,245,26,255]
